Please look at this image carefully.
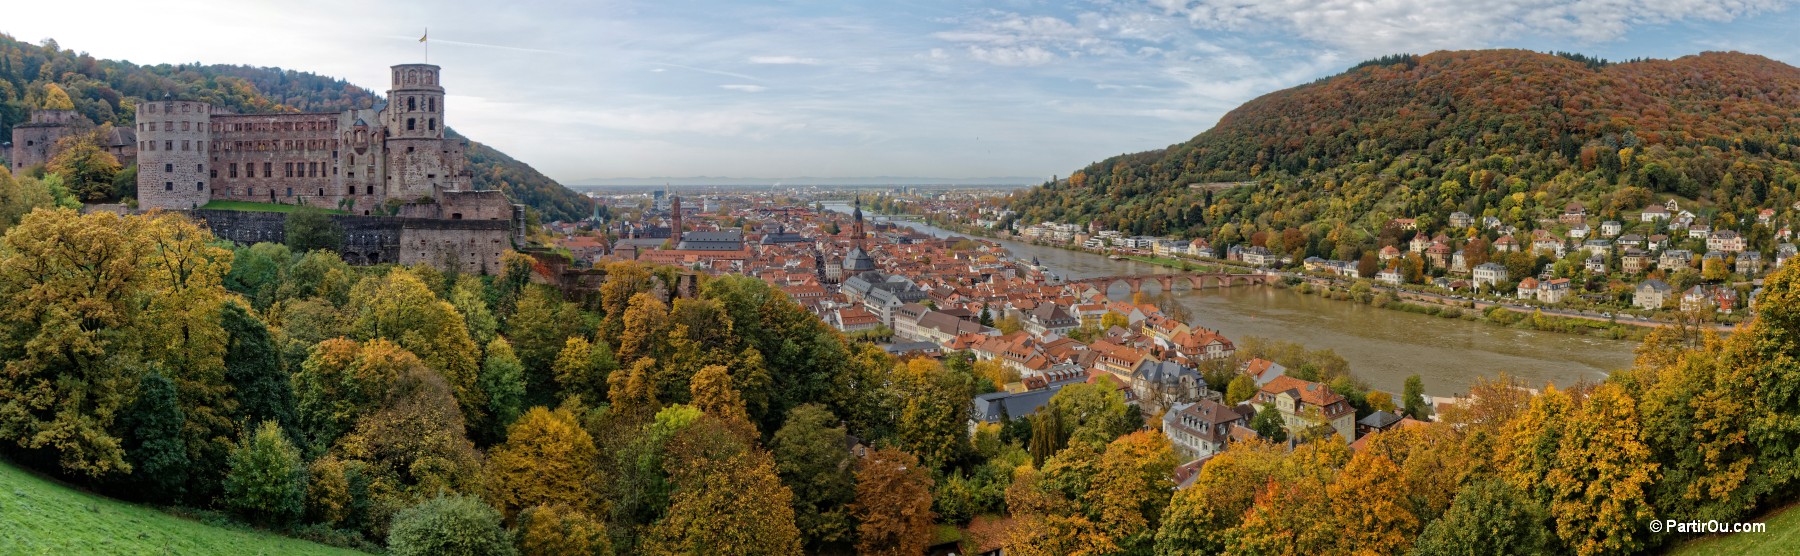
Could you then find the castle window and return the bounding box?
[286,188,293,197]
[247,188,253,196]
[165,140,173,150]
[211,169,217,178]
[182,104,190,114]
[182,140,190,151]
[285,163,293,178]
[197,182,204,191]
[407,118,416,131]
[367,186,374,194]
[165,121,172,130]
[197,164,203,172]
[310,162,319,177]
[348,186,356,195]
[165,182,173,191]
[318,188,324,196]
[147,104,156,113]
[264,162,272,178]
[408,97,416,111]
[165,163,173,172]
[428,118,436,131]
[429,98,436,112]
[181,121,189,131]
[229,163,238,178]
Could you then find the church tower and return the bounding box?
[671,195,684,242]
[852,198,866,248]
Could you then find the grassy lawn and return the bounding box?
[1667,502,1800,555]
[199,200,346,214]
[0,458,365,555]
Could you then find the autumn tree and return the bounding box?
[689,364,752,427]
[292,339,412,456]
[0,166,62,229]
[618,291,670,365]
[333,367,484,537]
[553,336,598,403]
[223,420,307,525]
[1326,449,1421,554]
[1225,374,1257,405]
[486,406,601,522]
[771,404,856,549]
[893,358,973,471]
[348,268,484,427]
[1047,382,1137,446]
[1086,431,1178,552]
[644,419,803,556]
[517,504,611,556]
[851,448,937,556]
[47,126,121,201]
[506,285,586,401]
[1156,440,1287,554]
[1543,383,1657,556]
[449,274,499,348]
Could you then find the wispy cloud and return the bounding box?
[720,84,769,92]
[748,55,821,65]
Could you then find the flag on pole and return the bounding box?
[420,29,428,42]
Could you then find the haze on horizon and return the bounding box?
[9,0,1800,184]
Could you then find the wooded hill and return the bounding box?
[1009,49,1800,255]
[0,34,590,221]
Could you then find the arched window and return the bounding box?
[408,97,416,111]
[407,118,416,130]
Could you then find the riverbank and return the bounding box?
[881,210,1708,340]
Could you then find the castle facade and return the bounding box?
[136,63,470,213]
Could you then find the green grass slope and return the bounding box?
[1667,502,1800,555]
[0,458,365,555]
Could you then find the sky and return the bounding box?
[8,0,1800,184]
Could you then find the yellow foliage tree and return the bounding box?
[517,504,611,556]
[485,406,601,522]
[850,448,936,556]
[1544,383,1658,556]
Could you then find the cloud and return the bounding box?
[968,45,1058,66]
[720,84,769,92]
[1153,0,1797,55]
[748,55,821,65]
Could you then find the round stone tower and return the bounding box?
[136,99,213,210]
[385,64,449,200]
[387,64,444,141]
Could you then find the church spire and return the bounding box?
[852,197,866,248]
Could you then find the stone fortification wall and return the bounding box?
[137,100,213,210]
[184,209,509,273]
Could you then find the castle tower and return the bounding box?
[671,195,684,241]
[136,99,213,210]
[385,64,450,200]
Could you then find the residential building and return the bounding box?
[1162,399,1250,459]
[1635,280,1672,310]
[1255,375,1356,443]
[1537,278,1571,304]
[1472,262,1508,289]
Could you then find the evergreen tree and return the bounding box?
[120,369,190,503]
[221,301,295,436]
[1402,374,1430,420]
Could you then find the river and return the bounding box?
[825,203,1639,395]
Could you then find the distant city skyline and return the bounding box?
[8,0,1800,183]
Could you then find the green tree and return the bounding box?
[1402,374,1430,420]
[285,205,344,253]
[223,420,307,525]
[388,494,518,556]
[893,358,974,471]
[450,274,500,348]
[1048,382,1137,446]
[771,404,856,549]
[221,301,294,437]
[0,165,57,230]
[348,268,484,427]
[479,338,528,440]
[1249,403,1288,442]
[644,428,803,555]
[119,370,189,503]
[1411,478,1555,556]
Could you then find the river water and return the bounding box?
[826,203,1639,395]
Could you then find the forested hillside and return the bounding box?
[1010,50,1800,257]
[0,34,589,221]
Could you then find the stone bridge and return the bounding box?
[1070,272,1272,294]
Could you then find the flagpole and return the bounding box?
[424,27,429,63]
